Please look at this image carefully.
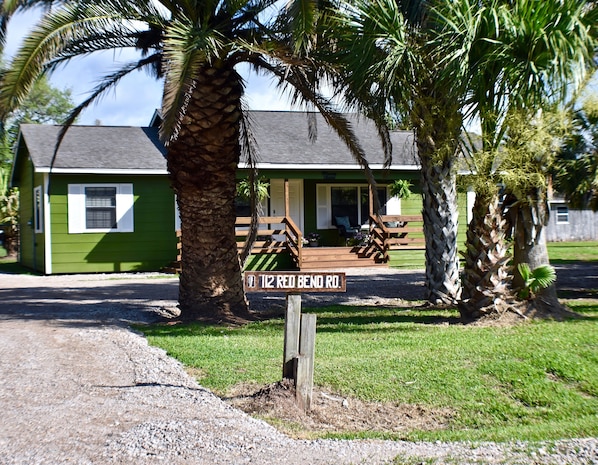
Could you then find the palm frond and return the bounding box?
[0,2,142,118]
[283,0,319,55]
[47,54,162,182]
[0,0,59,46]
[238,106,262,267]
[529,265,557,293]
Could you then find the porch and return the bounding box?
[168,213,424,272]
[168,180,424,272]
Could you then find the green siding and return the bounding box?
[49,175,177,274]
[12,151,46,273]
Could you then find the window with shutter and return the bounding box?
[68,184,134,233]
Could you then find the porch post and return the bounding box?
[369,184,374,223]
[284,179,290,218]
[284,179,290,238]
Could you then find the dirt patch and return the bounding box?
[225,379,454,438]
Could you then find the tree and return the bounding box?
[553,94,598,211]
[0,169,18,256]
[0,73,74,256]
[4,75,74,147]
[1,0,376,322]
[500,111,570,316]
[439,0,597,319]
[333,0,464,305]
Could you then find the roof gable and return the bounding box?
[18,125,167,173]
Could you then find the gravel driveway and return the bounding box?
[0,267,596,465]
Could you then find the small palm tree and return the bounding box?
[1,0,375,322]
[516,263,556,300]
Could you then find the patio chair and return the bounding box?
[334,216,360,244]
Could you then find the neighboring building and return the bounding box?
[546,198,598,242]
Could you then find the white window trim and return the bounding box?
[33,185,43,233]
[556,205,569,224]
[68,183,134,233]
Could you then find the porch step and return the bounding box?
[300,246,387,270]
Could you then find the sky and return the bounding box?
[4,10,297,127]
[4,10,597,129]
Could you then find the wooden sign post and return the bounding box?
[244,271,346,411]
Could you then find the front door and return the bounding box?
[269,179,304,240]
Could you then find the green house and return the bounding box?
[12,124,177,274]
[12,111,469,274]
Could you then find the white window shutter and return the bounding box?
[316,185,330,229]
[117,184,134,232]
[67,184,85,234]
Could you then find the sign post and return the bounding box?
[244,271,346,411]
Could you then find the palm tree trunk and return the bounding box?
[509,191,572,318]
[419,153,461,304]
[166,64,251,323]
[459,191,512,320]
[413,93,462,304]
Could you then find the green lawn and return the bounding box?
[547,241,598,263]
[140,300,598,442]
[388,241,598,269]
[0,252,38,275]
[136,241,598,442]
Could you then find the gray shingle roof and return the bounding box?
[19,111,418,173]
[247,111,418,167]
[19,125,167,171]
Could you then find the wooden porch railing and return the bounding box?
[235,215,304,268]
[171,215,303,272]
[170,214,423,272]
[362,214,425,263]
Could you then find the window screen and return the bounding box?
[556,205,569,224]
[85,187,117,229]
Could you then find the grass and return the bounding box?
[0,252,39,275]
[1,240,595,272]
[3,238,597,441]
[131,240,598,442]
[388,241,598,269]
[139,302,598,442]
[546,241,598,263]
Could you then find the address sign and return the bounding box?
[244,271,346,293]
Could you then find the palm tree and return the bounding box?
[1,0,376,322]
[500,110,569,311]
[438,0,597,319]
[333,0,464,305]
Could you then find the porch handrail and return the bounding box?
[281,216,303,268]
[365,214,425,262]
[366,214,390,262]
[235,215,304,268]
